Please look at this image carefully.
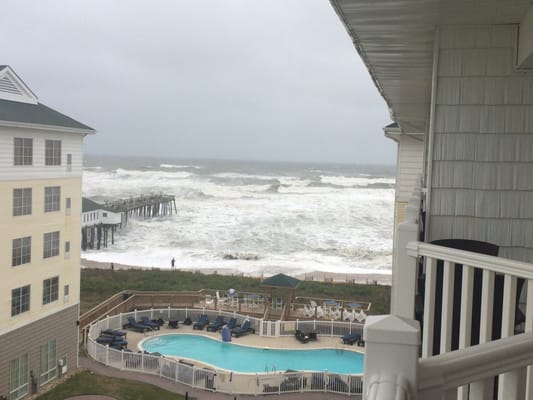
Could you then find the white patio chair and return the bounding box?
[216,290,228,305]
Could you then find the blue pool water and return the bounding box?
[141,334,364,374]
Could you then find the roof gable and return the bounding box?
[0,66,38,104]
[82,197,104,213]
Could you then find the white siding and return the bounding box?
[396,135,424,202]
[430,25,533,262]
[0,127,84,181]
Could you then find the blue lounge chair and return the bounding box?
[341,332,361,345]
[226,317,238,330]
[233,320,254,337]
[193,314,209,330]
[127,317,151,332]
[101,329,127,338]
[141,316,160,330]
[96,336,128,349]
[206,316,225,332]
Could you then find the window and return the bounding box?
[103,212,107,217]
[12,236,31,266]
[64,241,70,259]
[43,231,60,258]
[44,186,60,212]
[14,138,32,166]
[13,188,32,216]
[66,154,72,172]
[9,353,28,400]
[39,340,57,386]
[64,284,70,302]
[42,276,59,305]
[65,197,71,216]
[45,140,61,166]
[11,285,30,316]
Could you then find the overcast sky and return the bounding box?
[1,0,395,164]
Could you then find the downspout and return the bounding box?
[423,28,440,243]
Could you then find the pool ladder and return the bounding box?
[265,364,277,373]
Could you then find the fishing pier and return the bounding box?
[105,194,177,227]
[82,194,177,250]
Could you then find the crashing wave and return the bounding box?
[222,253,260,261]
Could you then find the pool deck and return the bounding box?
[122,323,364,354]
[85,323,363,399]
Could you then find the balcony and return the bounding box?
[365,240,533,400]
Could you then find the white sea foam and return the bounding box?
[160,163,202,169]
[82,158,395,277]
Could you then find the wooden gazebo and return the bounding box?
[261,273,301,320]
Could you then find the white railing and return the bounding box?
[365,241,533,400]
[87,308,363,396]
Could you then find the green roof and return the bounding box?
[0,98,95,132]
[82,197,104,213]
[261,273,301,288]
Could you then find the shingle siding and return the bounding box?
[430,25,533,262]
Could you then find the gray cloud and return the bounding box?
[1,0,395,164]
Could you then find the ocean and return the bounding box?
[82,154,395,278]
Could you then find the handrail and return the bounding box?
[418,331,533,395]
[407,241,533,280]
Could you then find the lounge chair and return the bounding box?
[206,316,225,332]
[193,314,209,330]
[126,317,151,333]
[168,319,179,329]
[141,316,160,330]
[226,317,238,330]
[100,329,127,338]
[232,320,254,337]
[341,332,361,345]
[294,329,309,343]
[308,331,317,341]
[183,316,192,325]
[96,336,128,348]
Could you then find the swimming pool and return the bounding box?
[140,334,364,374]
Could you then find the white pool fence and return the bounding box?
[86,308,364,396]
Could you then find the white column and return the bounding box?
[498,275,521,400]
[392,223,419,318]
[440,260,454,354]
[363,315,420,400]
[422,257,437,358]
[470,270,495,400]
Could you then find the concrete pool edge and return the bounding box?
[138,332,364,375]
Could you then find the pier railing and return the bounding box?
[86,308,363,396]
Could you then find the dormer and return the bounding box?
[0,65,38,104]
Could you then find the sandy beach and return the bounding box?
[81,258,392,285]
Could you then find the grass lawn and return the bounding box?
[81,268,390,315]
[36,370,186,400]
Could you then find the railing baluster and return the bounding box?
[498,275,521,400]
[440,260,454,354]
[526,279,533,399]
[470,269,495,400]
[457,265,474,400]
[422,257,437,358]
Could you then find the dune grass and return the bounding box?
[36,370,186,400]
[81,268,390,315]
